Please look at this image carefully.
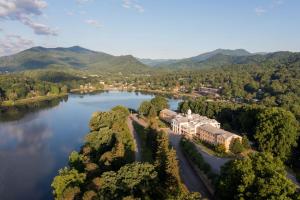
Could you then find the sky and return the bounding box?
[0,0,300,59]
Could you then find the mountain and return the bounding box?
[0,46,149,73]
[171,51,300,70]
[137,58,179,67]
[186,48,251,62]
[155,49,252,68]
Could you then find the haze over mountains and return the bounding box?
[0,46,299,73]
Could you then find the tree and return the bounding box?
[112,105,130,119]
[50,85,60,95]
[242,135,251,149]
[255,108,299,160]
[69,151,84,171]
[98,163,158,199]
[150,96,169,112]
[217,152,298,200]
[179,101,190,113]
[138,101,151,116]
[51,168,86,200]
[148,105,157,118]
[215,144,226,154]
[229,138,244,154]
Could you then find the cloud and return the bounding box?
[255,0,284,16]
[254,7,267,16]
[0,0,57,35]
[122,0,144,13]
[0,34,34,56]
[85,19,102,28]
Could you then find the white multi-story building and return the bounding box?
[160,109,241,152]
[171,109,220,135]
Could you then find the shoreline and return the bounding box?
[0,93,68,108]
[70,87,200,99]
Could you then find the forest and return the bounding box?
[0,74,67,105]
[51,105,202,200]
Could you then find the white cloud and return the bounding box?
[0,0,57,35]
[122,0,144,13]
[85,19,101,28]
[254,7,267,16]
[0,34,34,56]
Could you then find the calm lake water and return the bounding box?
[0,91,180,200]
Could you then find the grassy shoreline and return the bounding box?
[0,93,68,107]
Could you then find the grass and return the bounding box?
[132,121,154,163]
[1,94,67,107]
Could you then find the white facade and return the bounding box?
[160,109,242,152]
[171,109,220,135]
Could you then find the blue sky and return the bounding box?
[0,0,300,58]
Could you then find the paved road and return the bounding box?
[194,140,300,188]
[127,117,142,162]
[193,143,231,174]
[168,131,212,199]
[130,115,213,199]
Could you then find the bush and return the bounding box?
[229,138,244,154]
[180,138,216,179]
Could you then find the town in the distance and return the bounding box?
[1,0,300,200]
[0,46,300,200]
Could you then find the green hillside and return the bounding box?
[156,51,300,70]
[0,46,149,73]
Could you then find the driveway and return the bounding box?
[193,142,231,174]
[168,131,212,199]
[127,117,142,162]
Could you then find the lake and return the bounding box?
[0,91,181,200]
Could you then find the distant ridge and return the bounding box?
[138,49,251,67]
[0,46,148,73]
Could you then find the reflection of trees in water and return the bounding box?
[0,96,67,122]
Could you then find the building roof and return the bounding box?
[198,124,241,140]
[160,109,177,116]
[173,113,219,125]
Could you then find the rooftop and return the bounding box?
[199,124,239,140]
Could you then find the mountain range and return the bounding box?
[0,46,148,73]
[0,46,299,73]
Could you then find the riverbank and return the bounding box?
[0,93,68,108]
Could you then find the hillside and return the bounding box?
[139,49,252,68]
[0,46,149,73]
[155,50,300,70]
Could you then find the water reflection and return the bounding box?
[0,91,181,200]
[0,121,54,200]
[0,96,67,122]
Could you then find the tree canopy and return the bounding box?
[217,152,299,200]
